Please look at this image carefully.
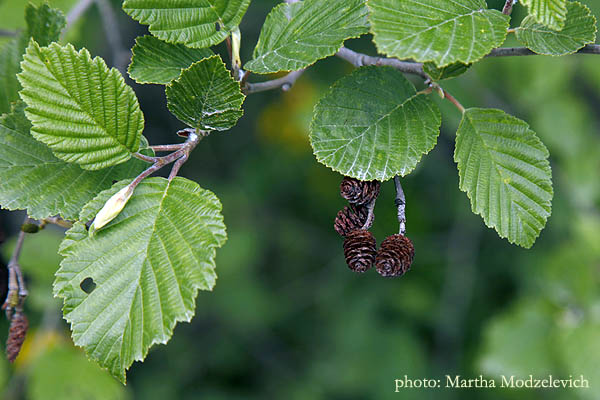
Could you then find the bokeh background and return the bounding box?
[1,0,600,399]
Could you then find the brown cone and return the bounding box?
[334,205,369,237]
[6,313,28,362]
[375,234,415,277]
[340,177,380,205]
[343,229,377,273]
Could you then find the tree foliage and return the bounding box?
[0,0,598,386]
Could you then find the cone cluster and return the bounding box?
[334,176,415,277]
[335,177,380,273]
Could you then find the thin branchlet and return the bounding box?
[3,216,29,321]
[131,129,202,189]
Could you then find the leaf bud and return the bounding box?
[20,223,40,234]
[89,184,134,236]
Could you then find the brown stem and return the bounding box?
[42,217,73,229]
[225,35,233,75]
[3,217,29,319]
[130,130,202,189]
[168,154,188,181]
[150,144,186,152]
[133,152,159,163]
[443,89,466,114]
[361,199,377,230]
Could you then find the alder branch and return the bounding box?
[0,29,17,37]
[243,42,600,107]
[336,47,429,80]
[488,44,600,57]
[3,217,29,320]
[94,0,129,74]
[244,69,306,94]
[131,128,203,187]
[65,0,94,30]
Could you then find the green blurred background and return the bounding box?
[1,0,599,399]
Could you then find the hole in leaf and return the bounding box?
[80,277,96,294]
[215,22,221,31]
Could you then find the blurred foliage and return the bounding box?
[0,0,600,399]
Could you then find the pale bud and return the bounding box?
[89,184,134,236]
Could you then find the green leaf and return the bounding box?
[516,1,596,56]
[28,345,130,400]
[0,103,149,220]
[0,33,27,115]
[423,62,471,81]
[454,108,553,248]
[26,2,66,46]
[244,0,369,74]
[0,4,65,115]
[367,0,510,67]
[310,66,441,181]
[122,0,250,48]
[520,0,568,30]
[18,40,144,170]
[557,320,600,399]
[166,55,245,131]
[54,177,227,382]
[128,35,213,85]
[479,299,558,377]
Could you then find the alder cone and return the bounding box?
[376,234,415,278]
[334,205,369,236]
[6,313,28,362]
[340,177,380,205]
[343,229,377,273]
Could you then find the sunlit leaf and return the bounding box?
[166,55,244,131]
[18,41,144,170]
[454,108,553,248]
[54,177,227,382]
[367,0,509,67]
[516,1,596,56]
[520,0,568,30]
[123,0,250,48]
[0,103,149,220]
[310,66,441,181]
[245,0,369,74]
